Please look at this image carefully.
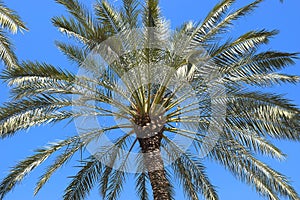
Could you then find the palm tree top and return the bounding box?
[0,0,299,200]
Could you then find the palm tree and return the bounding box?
[0,0,27,68]
[0,0,299,199]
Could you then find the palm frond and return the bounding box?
[55,41,88,66]
[97,131,134,198]
[230,91,299,114]
[52,16,91,44]
[9,79,75,100]
[230,73,300,87]
[200,0,264,43]
[34,141,84,195]
[105,139,137,200]
[0,1,27,33]
[106,169,126,200]
[226,51,298,77]
[226,129,286,160]
[0,30,17,68]
[0,137,80,199]
[224,91,300,140]
[210,140,300,200]
[0,95,73,138]
[163,136,218,200]
[1,61,75,84]
[142,0,160,27]
[55,0,93,27]
[211,29,279,66]
[135,172,150,200]
[164,168,175,200]
[95,0,124,34]
[190,0,234,45]
[63,157,102,200]
[121,0,140,28]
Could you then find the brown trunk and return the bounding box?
[138,131,171,200]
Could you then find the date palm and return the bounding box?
[0,0,299,200]
[0,0,27,68]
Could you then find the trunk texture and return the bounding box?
[138,131,171,200]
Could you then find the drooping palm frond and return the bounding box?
[104,138,137,200]
[135,172,150,200]
[63,157,102,200]
[210,139,299,200]
[0,1,27,33]
[0,1,27,68]
[34,140,84,195]
[0,136,80,199]
[0,30,17,68]
[163,136,219,200]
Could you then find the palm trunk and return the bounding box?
[138,131,171,200]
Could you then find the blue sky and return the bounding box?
[0,0,300,199]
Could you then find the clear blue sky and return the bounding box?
[0,0,299,200]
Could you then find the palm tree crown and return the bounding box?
[0,0,27,68]
[0,0,299,200]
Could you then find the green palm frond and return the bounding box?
[163,137,218,200]
[55,0,94,28]
[190,0,234,45]
[95,0,124,34]
[230,73,300,87]
[210,140,299,200]
[52,16,91,44]
[63,157,102,200]
[0,137,80,199]
[0,30,17,67]
[165,168,175,200]
[54,0,101,47]
[34,141,84,195]
[198,0,263,43]
[191,0,263,46]
[225,128,286,160]
[230,91,299,114]
[135,172,150,200]
[0,96,73,138]
[201,0,234,31]
[121,0,140,28]
[224,91,299,140]
[211,29,279,65]
[98,132,134,198]
[220,51,298,79]
[1,61,75,84]
[0,1,27,68]
[106,169,127,200]
[105,139,137,200]
[143,0,160,28]
[0,1,27,34]
[55,41,88,66]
